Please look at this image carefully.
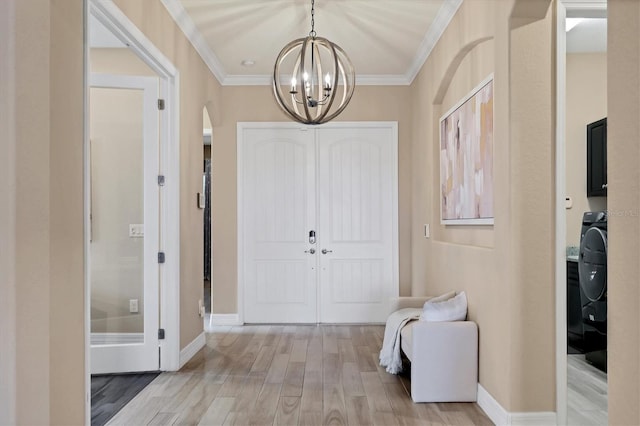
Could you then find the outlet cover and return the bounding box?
[129,299,139,313]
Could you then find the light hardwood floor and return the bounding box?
[107,325,492,425]
[567,354,607,426]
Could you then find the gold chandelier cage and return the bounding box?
[272,0,355,125]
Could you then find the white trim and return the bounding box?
[159,0,226,84]
[0,0,17,423]
[405,0,463,84]
[237,128,245,324]
[477,384,557,426]
[91,333,144,345]
[207,314,243,327]
[87,0,181,375]
[564,1,607,18]
[83,0,91,420]
[477,384,509,426]
[179,332,206,369]
[510,412,557,426]
[223,74,414,86]
[556,3,569,426]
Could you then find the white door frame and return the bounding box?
[237,121,399,324]
[84,0,181,421]
[555,3,607,425]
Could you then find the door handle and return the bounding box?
[305,248,316,254]
[602,183,608,189]
[321,249,332,254]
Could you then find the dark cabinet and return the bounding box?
[587,118,607,197]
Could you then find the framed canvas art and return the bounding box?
[440,75,494,225]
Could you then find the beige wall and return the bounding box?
[608,1,640,424]
[211,85,413,313]
[410,0,555,411]
[4,0,85,423]
[566,53,607,247]
[112,0,222,349]
[0,0,17,421]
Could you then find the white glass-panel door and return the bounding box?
[89,74,160,374]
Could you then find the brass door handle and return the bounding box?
[321,249,332,254]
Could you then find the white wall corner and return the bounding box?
[477,384,557,426]
[159,0,226,84]
[178,332,206,369]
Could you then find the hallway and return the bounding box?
[106,325,491,425]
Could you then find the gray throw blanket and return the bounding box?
[379,308,422,374]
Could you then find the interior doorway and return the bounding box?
[557,2,608,425]
[203,107,213,314]
[85,1,181,423]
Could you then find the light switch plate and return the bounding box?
[424,224,430,238]
[129,224,144,238]
[197,192,205,209]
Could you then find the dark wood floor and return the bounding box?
[106,325,491,425]
[92,372,160,426]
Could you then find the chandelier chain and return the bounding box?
[309,0,316,38]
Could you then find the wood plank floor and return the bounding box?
[567,354,607,426]
[92,372,160,426]
[107,325,492,425]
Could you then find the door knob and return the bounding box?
[305,248,316,254]
[321,249,332,254]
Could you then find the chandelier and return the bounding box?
[272,0,355,125]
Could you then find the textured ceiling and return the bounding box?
[163,0,461,85]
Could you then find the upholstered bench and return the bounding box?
[388,297,478,403]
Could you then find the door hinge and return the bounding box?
[158,328,165,340]
[158,99,165,110]
[158,252,166,263]
[158,175,165,186]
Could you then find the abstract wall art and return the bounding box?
[440,75,494,225]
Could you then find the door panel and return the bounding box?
[90,74,160,374]
[318,127,397,323]
[242,128,317,323]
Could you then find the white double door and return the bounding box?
[240,122,398,323]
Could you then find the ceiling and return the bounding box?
[90,1,608,85]
[162,0,461,85]
[566,18,607,53]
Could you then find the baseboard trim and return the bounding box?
[478,384,509,425]
[510,412,557,426]
[477,384,556,426]
[208,313,242,326]
[178,332,205,369]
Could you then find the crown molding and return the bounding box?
[160,0,227,84]
[405,0,463,84]
[356,75,411,86]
